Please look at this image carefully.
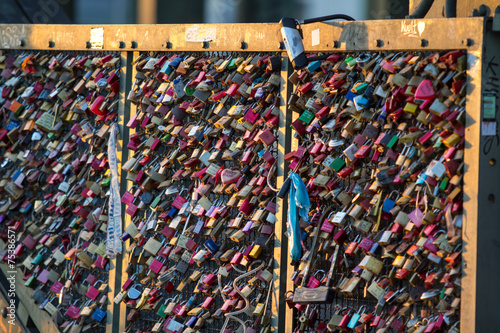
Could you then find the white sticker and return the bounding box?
[90,28,104,49]
[482,121,497,136]
[186,25,216,42]
[312,29,320,46]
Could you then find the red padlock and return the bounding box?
[201,296,215,310]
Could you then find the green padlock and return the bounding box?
[184,85,195,96]
[101,177,111,187]
[433,138,443,148]
[151,189,166,210]
[353,82,368,94]
[56,194,67,207]
[439,177,449,191]
[298,110,315,124]
[330,158,346,172]
[32,248,47,265]
[347,58,357,67]
[156,300,170,318]
[25,275,36,287]
[161,133,171,143]
[228,58,237,69]
[68,218,76,228]
[387,135,399,149]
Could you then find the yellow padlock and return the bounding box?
[249,244,263,259]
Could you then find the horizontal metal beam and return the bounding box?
[0,18,484,52]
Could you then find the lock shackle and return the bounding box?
[312,269,326,281]
[130,283,142,290]
[37,247,48,255]
[357,305,366,314]
[335,306,349,315]
[432,230,446,238]
[453,244,462,253]
[72,298,82,306]
[126,185,138,192]
[94,279,104,287]
[388,190,399,200]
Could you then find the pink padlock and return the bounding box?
[306,270,325,289]
[339,309,352,329]
[358,237,376,254]
[220,299,234,313]
[309,141,323,155]
[65,301,82,320]
[320,216,335,233]
[230,252,243,265]
[238,199,254,216]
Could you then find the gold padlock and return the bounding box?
[249,244,263,259]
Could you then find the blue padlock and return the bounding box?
[91,308,106,322]
[5,121,20,131]
[344,89,358,101]
[382,191,398,213]
[11,170,22,182]
[347,306,366,329]
[168,207,178,217]
[160,60,171,75]
[369,242,382,256]
[416,173,427,186]
[119,232,131,242]
[204,238,219,253]
[186,315,198,328]
[169,56,182,69]
[306,60,322,73]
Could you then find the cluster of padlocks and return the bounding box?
[0,51,120,332]
[284,51,463,333]
[118,52,281,333]
[0,48,463,333]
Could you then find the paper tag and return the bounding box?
[311,29,320,46]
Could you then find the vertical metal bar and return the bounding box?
[272,53,294,333]
[287,62,300,333]
[108,50,134,333]
[463,20,494,333]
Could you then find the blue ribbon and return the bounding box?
[288,172,311,261]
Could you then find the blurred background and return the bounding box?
[0,0,409,24]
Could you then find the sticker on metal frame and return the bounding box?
[90,27,104,49]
